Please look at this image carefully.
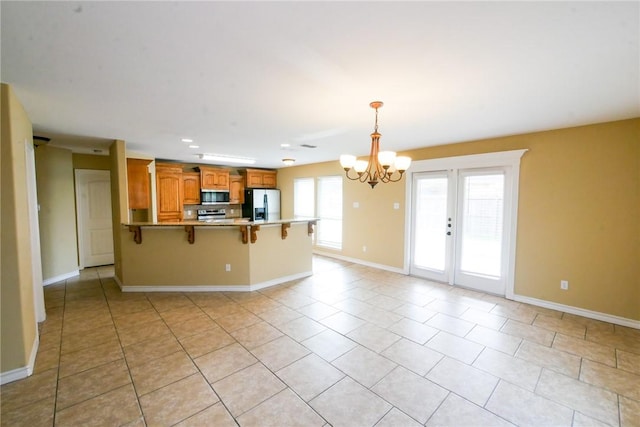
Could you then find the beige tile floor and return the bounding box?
[2,256,639,427]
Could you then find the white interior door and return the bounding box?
[410,167,511,295]
[75,169,114,268]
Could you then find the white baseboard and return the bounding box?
[313,250,407,275]
[0,334,38,385]
[43,269,79,286]
[117,271,313,293]
[513,294,640,330]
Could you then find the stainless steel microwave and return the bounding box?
[200,190,230,204]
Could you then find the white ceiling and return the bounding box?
[2,1,638,168]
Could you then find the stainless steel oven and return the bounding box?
[197,208,226,221]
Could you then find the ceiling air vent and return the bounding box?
[300,144,317,149]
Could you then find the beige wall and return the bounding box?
[278,161,407,268]
[120,227,250,286]
[110,140,128,282]
[72,153,110,170]
[249,223,313,283]
[35,146,79,281]
[277,118,640,321]
[1,83,37,375]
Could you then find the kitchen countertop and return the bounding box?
[123,218,317,227]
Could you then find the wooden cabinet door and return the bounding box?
[182,172,201,205]
[215,170,229,188]
[127,158,152,209]
[200,167,230,190]
[262,171,277,188]
[156,164,183,222]
[246,171,264,188]
[244,169,277,188]
[200,169,216,189]
[229,175,244,204]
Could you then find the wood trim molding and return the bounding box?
[185,225,195,244]
[129,225,142,244]
[250,225,260,243]
[281,222,290,239]
[307,220,317,236]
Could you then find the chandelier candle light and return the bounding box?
[340,101,411,188]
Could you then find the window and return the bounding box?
[293,176,343,250]
[293,178,315,219]
[316,176,343,249]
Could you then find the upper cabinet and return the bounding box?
[243,168,277,188]
[127,158,152,209]
[182,172,201,205]
[229,175,245,204]
[156,163,184,222]
[200,167,230,190]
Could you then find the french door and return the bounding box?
[410,167,511,295]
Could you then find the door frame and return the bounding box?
[25,140,46,322]
[404,149,527,298]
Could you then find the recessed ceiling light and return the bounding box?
[282,158,295,166]
[199,154,256,165]
[280,143,291,148]
[188,144,200,149]
[181,138,193,143]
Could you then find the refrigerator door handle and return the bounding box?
[263,193,269,221]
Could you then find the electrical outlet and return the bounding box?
[560,280,569,290]
[362,245,367,252]
[225,264,231,272]
[353,202,360,208]
[393,202,400,210]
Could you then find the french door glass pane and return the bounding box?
[459,173,504,278]
[414,176,448,271]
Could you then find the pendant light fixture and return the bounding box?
[340,101,411,188]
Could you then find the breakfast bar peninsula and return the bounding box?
[116,218,317,292]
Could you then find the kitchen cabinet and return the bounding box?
[229,175,245,204]
[127,158,152,209]
[200,167,229,190]
[243,168,277,188]
[182,172,201,205]
[156,163,183,222]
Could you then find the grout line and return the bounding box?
[99,268,146,423]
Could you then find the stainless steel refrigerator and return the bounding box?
[242,189,280,221]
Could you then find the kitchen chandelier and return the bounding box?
[340,101,411,188]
